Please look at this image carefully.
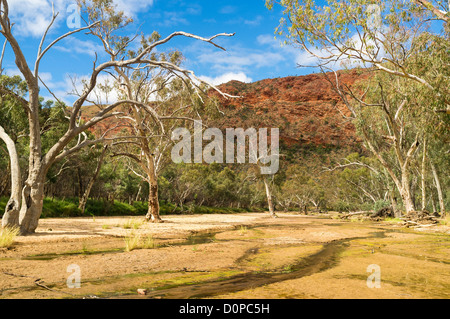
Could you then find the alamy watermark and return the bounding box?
[67,264,81,289]
[66,2,81,29]
[366,264,381,289]
[171,121,280,175]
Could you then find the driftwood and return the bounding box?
[339,207,396,220]
[400,211,439,227]
[338,208,441,228]
[370,207,395,219]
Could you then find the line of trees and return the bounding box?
[267,0,449,216]
[1,0,448,236]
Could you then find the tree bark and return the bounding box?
[400,166,416,214]
[78,145,108,215]
[145,155,162,223]
[0,124,21,228]
[430,160,445,216]
[263,177,277,218]
[18,173,46,235]
[17,80,44,235]
[421,138,427,211]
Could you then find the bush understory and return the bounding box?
[0,197,253,219]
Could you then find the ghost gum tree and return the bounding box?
[0,0,234,234]
[79,2,236,223]
[267,0,449,214]
[0,75,28,228]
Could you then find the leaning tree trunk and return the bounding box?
[0,125,21,228]
[145,155,162,223]
[263,177,277,218]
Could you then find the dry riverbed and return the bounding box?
[0,213,449,299]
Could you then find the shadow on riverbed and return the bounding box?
[114,231,388,299]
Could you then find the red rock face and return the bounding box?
[81,69,366,149]
[211,69,366,149]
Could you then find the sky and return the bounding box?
[1,0,313,105]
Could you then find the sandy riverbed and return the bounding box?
[0,213,449,299]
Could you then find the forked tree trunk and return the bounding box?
[18,173,46,235]
[263,177,277,218]
[0,125,21,228]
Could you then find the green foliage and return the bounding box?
[42,198,81,218]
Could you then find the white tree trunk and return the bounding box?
[145,155,162,223]
[18,174,46,235]
[263,177,277,218]
[430,161,445,216]
[400,166,416,214]
[421,138,427,211]
[0,125,21,228]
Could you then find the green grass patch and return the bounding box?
[0,196,253,219]
[383,217,403,224]
[439,215,450,226]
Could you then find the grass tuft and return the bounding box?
[122,218,145,230]
[439,214,450,226]
[0,226,20,248]
[124,233,157,252]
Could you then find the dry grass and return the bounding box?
[439,214,450,226]
[0,226,20,248]
[124,233,156,252]
[122,218,145,230]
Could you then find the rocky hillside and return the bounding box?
[81,69,367,152]
[212,69,366,150]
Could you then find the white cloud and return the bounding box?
[199,72,253,86]
[197,49,285,73]
[54,37,104,57]
[157,11,189,28]
[244,16,263,26]
[8,0,70,37]
[113,0,154,17]
[256,32,387,71]
[220,6,236,14]
[7,0,155,37]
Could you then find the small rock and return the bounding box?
[137,289,148,295]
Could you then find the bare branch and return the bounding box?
[35,21,101,77]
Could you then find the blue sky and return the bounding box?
[2,0,311,105]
